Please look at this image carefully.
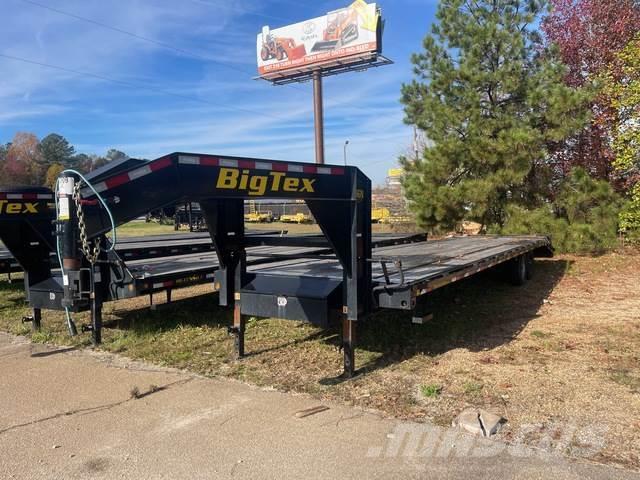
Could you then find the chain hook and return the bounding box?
[73,181,100,264]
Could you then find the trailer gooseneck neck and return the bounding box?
[56,152,372,376]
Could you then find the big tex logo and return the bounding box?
[0,200,39,214]
[216,168,316,196]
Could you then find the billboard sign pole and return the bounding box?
[313,70,324,164]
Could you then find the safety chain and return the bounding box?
[73,181,100,264]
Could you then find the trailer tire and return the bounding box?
[525,253,534,280]
[508,255,527,286]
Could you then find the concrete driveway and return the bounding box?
[0,332,636,479]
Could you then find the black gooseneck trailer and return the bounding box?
[0,152,552,377]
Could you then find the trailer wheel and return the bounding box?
[525,253,534,280]
[508,255,527,286]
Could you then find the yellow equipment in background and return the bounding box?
[379,215,413,225]
[280,212,313,224]
[371,207,390,223]
[244,212,274,223]
[245,201,274,223]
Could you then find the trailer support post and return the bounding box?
[31,308,41,332]
[342,316,356,377]
[232,305,245,359]
[90,263,103,345]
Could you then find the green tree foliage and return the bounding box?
[106,149,128,163]
[0,143,8,182]
[400,0,589,232]
[501,167,623,253]
[601,36,640,173]
[91,155,110,170]
[601,36,640,240]
[71,153,93,174]
[619,184,640,242]
[40,133,75,166]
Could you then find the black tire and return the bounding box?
[508,255,527,286]
[525,254,534,280]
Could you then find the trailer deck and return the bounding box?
[239,234,551,324]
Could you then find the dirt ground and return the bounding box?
[1,250,639,469]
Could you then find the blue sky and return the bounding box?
[1,0,437,185]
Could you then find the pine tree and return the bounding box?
[40,133,75,167]
[401,0,589,232]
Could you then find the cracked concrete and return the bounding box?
[0,332,638,479]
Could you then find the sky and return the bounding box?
[0,0,437,185]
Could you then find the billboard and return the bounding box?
[256,1,381,80]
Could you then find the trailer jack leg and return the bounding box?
[32,308,41,332]
[91,299,102,346]
[342,317,356,378]
[229,305,245,359]
[89,265,102,346]
[22,308,42,332]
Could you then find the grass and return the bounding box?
[116,221,179,237]
[610,369,640,392]
[420,383,442,398]
[462,381,483,396]
[530,330,552,339]
[1,252,640,468]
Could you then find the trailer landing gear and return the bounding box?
[342,317,356,378]
[229,306,245,359]
[22,308,42,332]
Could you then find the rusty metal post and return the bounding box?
[232,304,245,358]
[313,70,325,165]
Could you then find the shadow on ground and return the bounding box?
[351,258,570,376]
[104,292,232,333]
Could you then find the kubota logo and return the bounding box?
[216,168,316,196]
[0,201,39,214]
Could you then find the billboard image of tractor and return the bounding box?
[260,28,307,62]
[311,7,361,52]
